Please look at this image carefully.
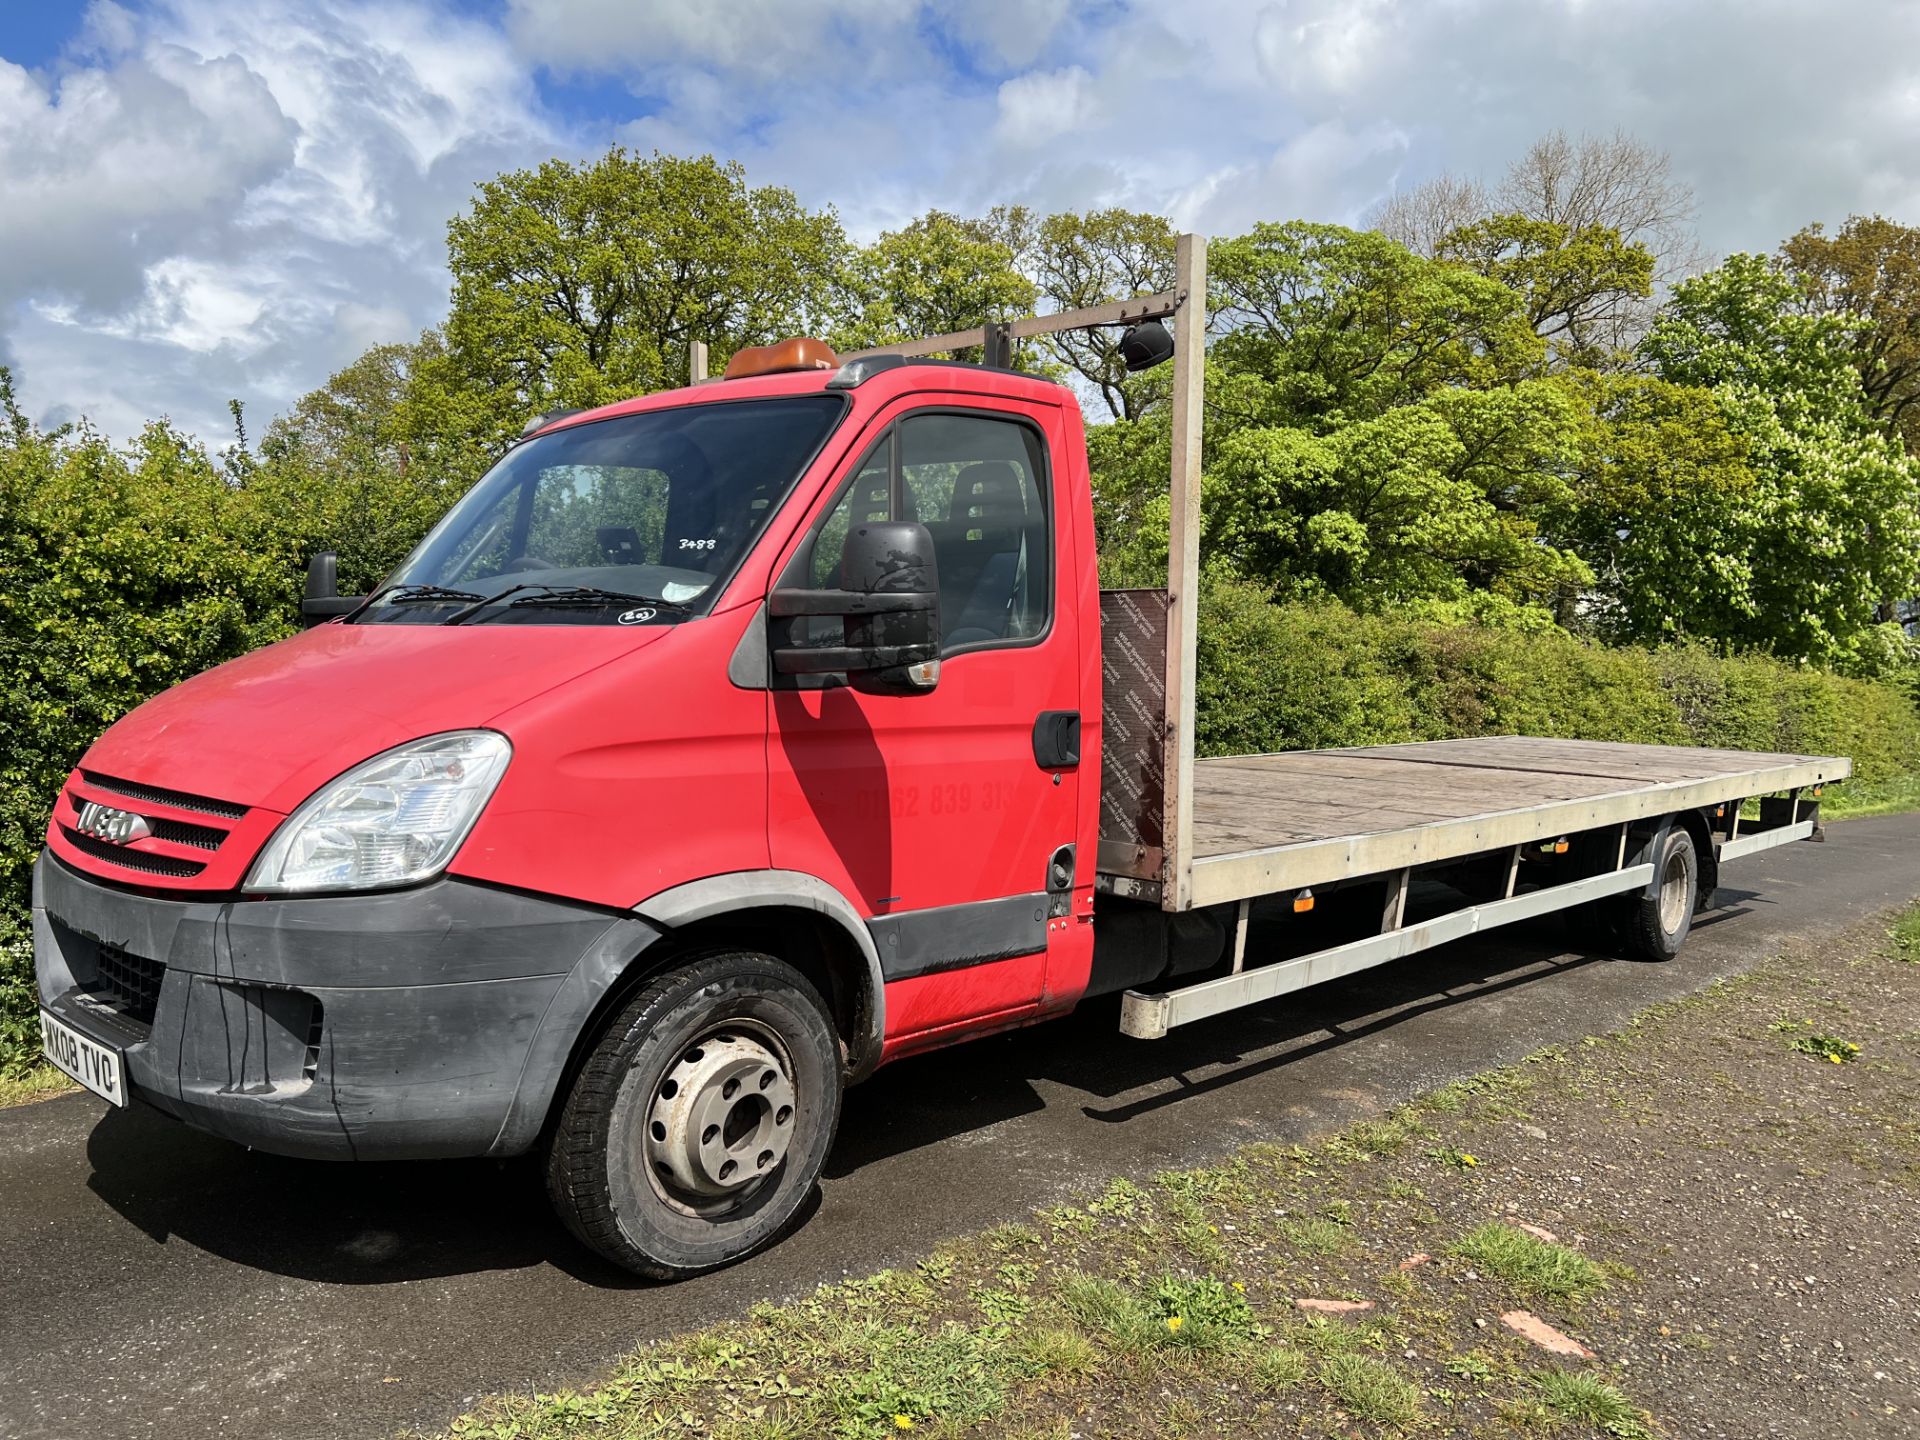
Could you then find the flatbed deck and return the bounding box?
[1157,737,1846,910]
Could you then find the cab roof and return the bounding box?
[529,356,1068,442]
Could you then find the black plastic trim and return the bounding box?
[867,893,1048,982]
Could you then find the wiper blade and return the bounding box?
[447,583,692,624]
[344,583,490,623]
[504,586,692,613]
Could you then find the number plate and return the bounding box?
[39,1009,127,1108]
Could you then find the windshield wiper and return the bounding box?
[448,584,693,624]
[344,583,490,623]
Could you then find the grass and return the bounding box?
[1823,772,1920,821]
[0,1061,75,1108]
[1318,1352,1422,1426]
[1448,1222,1609,1303]
[1531,1369,1652,1437]
[1893,905,1920,962]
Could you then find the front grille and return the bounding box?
[91,945,166,1025]
[303,1005,325,1081]
[146,815,229,850]
[65,792,229,852]
[78,770,247,820]
[60,826,207,878]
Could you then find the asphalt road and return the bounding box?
[3,813,1917,1440]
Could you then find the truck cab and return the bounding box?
[35,345,1105,1277]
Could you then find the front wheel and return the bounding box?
[1617,825,1700,962]
[545,950,843,1278]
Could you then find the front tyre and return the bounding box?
[545,950,842,1278]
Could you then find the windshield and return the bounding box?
[358,395,845,626]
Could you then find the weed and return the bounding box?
[1036,1205,1096,1240]
[1445,1353,1495,1384]
[1318,1353,1421,1427]
[972,1286,1030,1326]
[1788,1032,1862,1064]
[986,1222,1041,1251]
[1450,1223,1607,1303]
[1143,1274,1261,1352]
[1426,1144,1481,1171]
[1086,1177,1148,1219]
[822,1323,1006,1435]
[1165,1192,1228,1266]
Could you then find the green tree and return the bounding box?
[444,149,848,441]
[1025,208,1177,420]
[1642,254,1920,665]
[1437,213,1654,366]
[1547,372,1757,643]
[1204,379,1590,615]
[1208,222,1542,431]
[836,210,1034,356]
[1782,214,1920,454]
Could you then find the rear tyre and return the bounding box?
[1618,826,1699,962]
[545,950,842,1279]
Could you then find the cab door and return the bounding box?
[766,396,1082,1042]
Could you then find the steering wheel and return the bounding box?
[503,553,559,573]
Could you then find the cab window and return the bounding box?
[807,412,1050,653]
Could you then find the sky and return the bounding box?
[3,0,1919,443]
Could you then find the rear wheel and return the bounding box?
[1618,825,1700,961]
[545,950,842,1278]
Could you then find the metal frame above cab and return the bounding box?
[843,237,1212,917]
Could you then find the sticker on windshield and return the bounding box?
[618,607,657,625]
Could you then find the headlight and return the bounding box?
[245,731,512,894]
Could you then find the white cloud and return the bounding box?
[505,0,920,85]
[995,65,1099,149]
[2,0,558,440]
[7,0,1920,444]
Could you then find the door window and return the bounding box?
[805,412,1050,654]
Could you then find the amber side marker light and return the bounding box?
[1292,889,1315,914]
[724,336,840,380]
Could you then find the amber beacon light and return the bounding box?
[724,337,840,380]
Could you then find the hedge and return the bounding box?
[1195,573,1920,779]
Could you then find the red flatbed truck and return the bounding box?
[34,236,1847,1277]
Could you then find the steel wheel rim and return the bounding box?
[1658,848,1691,933]
[641,1020,797,1219]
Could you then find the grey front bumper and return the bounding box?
[33,853,661,1160]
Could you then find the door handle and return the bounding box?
[1032,710,1081,769]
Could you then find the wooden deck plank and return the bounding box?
[1333,737,1818,780]
[1194,756,1628,809]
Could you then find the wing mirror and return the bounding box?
[769,520,941,695]
[299,551,364,627]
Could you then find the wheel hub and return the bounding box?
[1658,849,1691,931]
[646,1030,796,1200]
